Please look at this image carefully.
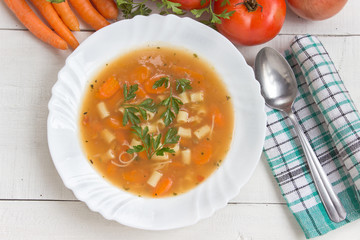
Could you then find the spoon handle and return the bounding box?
[287,112,347,223]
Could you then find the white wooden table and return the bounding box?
[1,1,359,239]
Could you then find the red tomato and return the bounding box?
[214,0,286,46]
[169,0,209,10]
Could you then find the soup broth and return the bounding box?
[79,46,234,197]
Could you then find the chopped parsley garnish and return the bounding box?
[120,84,157,126]
[121,76,192,158]
[127,125,179,160]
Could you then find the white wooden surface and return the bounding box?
[1,1,360,239]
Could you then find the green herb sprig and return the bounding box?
[120,84,157,126]
[176,78,192,93]
[115,0,234,26]
[127,125,180,159]
[116,0,152,19]
[156,0,184,15]
[153,77,192,126]
[191,0,235,26]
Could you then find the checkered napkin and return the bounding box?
[263,35,360,238]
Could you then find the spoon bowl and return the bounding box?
[255,47,297,113]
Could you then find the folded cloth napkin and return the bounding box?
[263,35,360,238]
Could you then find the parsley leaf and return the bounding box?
[190,0,234,26]
[158,94,183,126]
[156,147,175,156]
[153,77,192,126]
[116,0,152,19]
[176,79,192,93]
[153,77,169,89]
[114,0,233,25]
[191,8,208,18]
[164,127,180,144]
[127,145,145,154]
[127,126,179,159]
[161,108,176,126]
[220,0,230,7]
[121,84,157,126]
[123,84,138,102]
[155,0,184,15]
[123,107,141,125]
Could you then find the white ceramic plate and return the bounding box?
[47,14,266,230]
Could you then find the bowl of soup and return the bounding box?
[48,14,266,230]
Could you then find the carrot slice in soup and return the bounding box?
[211,106,225,127]
[192,140,212,165]
[153,177,173,196]
[97,76,120,99]
[138,150,148,160]
[136,86,148,99]
[171,65,204,85]
[123,169,148,184]
[131,65,150,84]
[106,117,122,129]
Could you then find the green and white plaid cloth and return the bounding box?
[263,35,360,238]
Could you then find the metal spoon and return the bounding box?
[254,47,347,223]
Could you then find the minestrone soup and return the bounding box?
[79,46,234,197]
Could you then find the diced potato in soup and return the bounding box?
[79,46,234,198]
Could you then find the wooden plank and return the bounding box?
[0,201,359,240]
[0,0,359,35]
[0,30,359,203]
[0,31,91,201]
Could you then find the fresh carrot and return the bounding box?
[192,140,212,165]
[29,0,79,49]
[3,0,68,50]
[52,0,80,31]
[97,76,121,99]
[68,0,110,30]
[90,0,118,20]
[144,74,168,94]
[153,177,173,196]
